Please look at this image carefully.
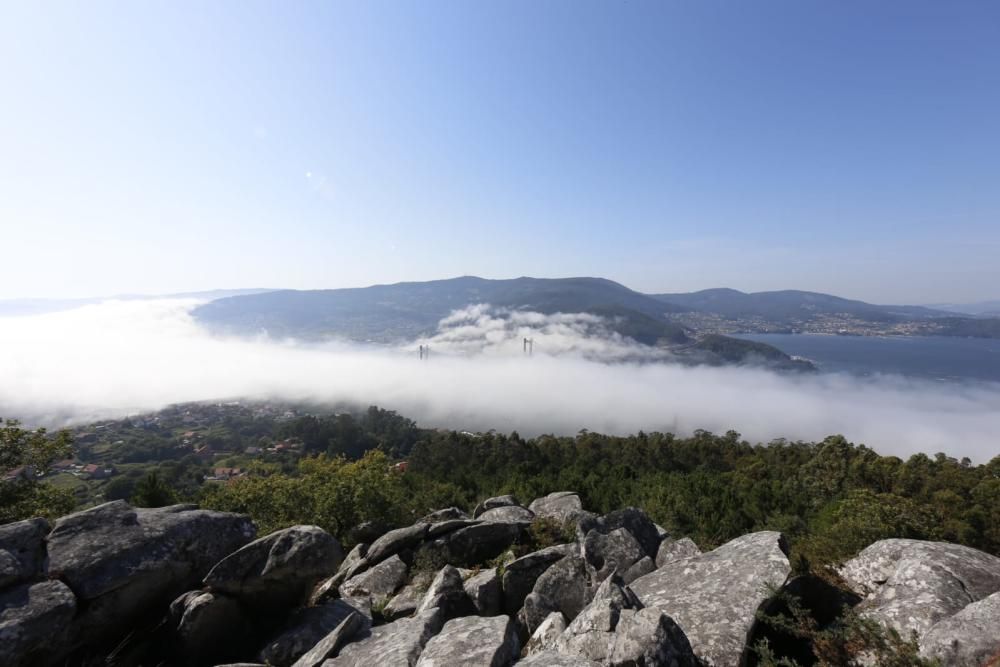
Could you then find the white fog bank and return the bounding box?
[1,299,998,462]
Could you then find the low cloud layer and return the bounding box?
[413,304,673,361]
[1,299,998,461]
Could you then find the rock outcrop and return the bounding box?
[582,527,645,582]
[418,521,525,567]
[463,567,502,616]
[291,611,364,667]
[919,590,1000,665]
[204,524,343,607]
[4,494,1000,667]
[655,536,700,568]
[0,580,77,666]
[501,543,574,614]
[838,538,1000,640]
[839,538,1000,662]
[50,502,256,651]
[259,598,369,666]
[473,495,522,518]
[478,505,536,523]
[340,553,408,600]
[578,507,662,560]
[524,611,567,655]
[631,530,791,666]
[416,614,520,667]
[329,606,445,666]
[385,571,434,621]
[0,501,255,666]
[518,554,594,635]
[528,492,584,524]
[418,565,475,619]
[0,518,49,589]
[171,590,248,663]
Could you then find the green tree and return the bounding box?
[800,490,939,565]
[1,418,73,475]
[131,472,178,508]
[0,418,75,524]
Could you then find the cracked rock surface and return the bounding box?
[838,539,1000,639]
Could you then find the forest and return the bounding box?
[3,407,999,571]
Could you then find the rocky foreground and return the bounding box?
[2,492,999,666]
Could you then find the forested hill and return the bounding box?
[7,404,1000,666]
[192,276,691,344]
[6,404,999,567]
[650,288,950,322]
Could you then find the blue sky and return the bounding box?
[1,1,997,303]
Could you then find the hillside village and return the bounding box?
[39,401,314,506]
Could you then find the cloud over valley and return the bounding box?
[1,299,998,461]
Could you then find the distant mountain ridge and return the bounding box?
[193,276,691,345]
[191,276,1000,357]
[651,287,951,322]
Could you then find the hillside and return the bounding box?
[651,288,948,323]
[193,276,691,345]
[4,406,1000,666]
[690,334,815,371]
[933,316,1000,338]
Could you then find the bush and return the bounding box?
[752,586,938,667]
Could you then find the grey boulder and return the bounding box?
[919,590,1000,666]
[609,608,699,666]
[478,505,536,524]
[291,611,364,667]
[631,530,791,666]
[583,527,645,582]
[364,523,430,567]
[326,606,444,666]
[0,580,77,667]
[838,539,1000,640]
[524,611,567,656]
[48,501,255,600]
[0,518,49,589]
[415,614,520,667]
[261,598,371,666]
[418,565,474,618]
[516,650,600,666]
[519,592,558,640]
[655,537,701,568]
[554,573,641,663]
[622,556,656,585]
[204,525,343,606]
[529,554,594,622]
[577,507,661,559]
[171,590,247,663]
[473,495,522,518]
[528,492,584,524]
[316,543,369,599]
[501,544,574,615]
[46,501,254,643]
[385,570,435,621]
[464,567,502,616]
[427,518,482,538]
[418,522,524,568]
[340,553,408,601]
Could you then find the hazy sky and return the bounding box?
[2,1,998,303]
